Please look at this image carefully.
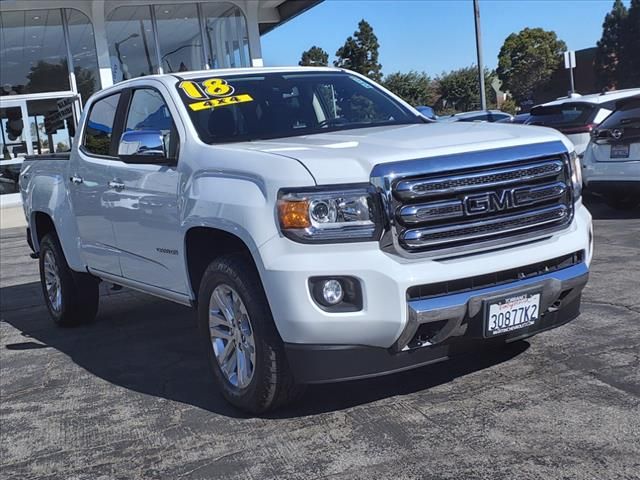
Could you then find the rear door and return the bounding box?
[71,93,122,275]
[107,86,186,294]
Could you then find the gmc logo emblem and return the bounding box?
[463,187,533,215]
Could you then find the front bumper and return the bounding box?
[583,159,640,187]
[286,271,586,384]
[259,205,592,349]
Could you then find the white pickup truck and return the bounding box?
[20,67,592,413]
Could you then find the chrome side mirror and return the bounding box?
[118,130,171,164]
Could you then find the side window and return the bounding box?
[316,81,393,124]
[125,89,177,159]
[83,93,121,156]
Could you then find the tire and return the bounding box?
[39,233,100,326]
[197,254,304,414]
[605,194,640,210]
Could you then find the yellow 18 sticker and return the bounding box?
[179,78,252,110]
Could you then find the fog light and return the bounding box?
[309,276,363,312]
[322,279,344,305]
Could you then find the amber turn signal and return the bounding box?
[278,199,311,229]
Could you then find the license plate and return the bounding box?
[610,144,630,159]
[484,292,540,337]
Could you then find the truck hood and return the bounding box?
[239,122,573,184]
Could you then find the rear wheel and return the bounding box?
[197,254,303,414]
[39,233,99,326]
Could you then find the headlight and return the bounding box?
[277,185,383,243]
[569,150,582,201]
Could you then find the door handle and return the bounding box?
[70,175,83,185]
[108,180,125,191]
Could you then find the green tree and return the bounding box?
[334,20,382,81]
[437,66,496,112]
[500,97,519,115]
[299,46,329,67]
[382,71,437,106]
[595,0,628,90]
[620,0,640,87]
[497,28,567,104]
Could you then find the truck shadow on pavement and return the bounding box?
[1,281,529,419]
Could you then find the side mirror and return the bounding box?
[118,130,171,164]
[415,105,437,121]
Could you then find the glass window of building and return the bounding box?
[201,3,249,69]
[65,9,100,105]
[1,105,28,196]
[154,4,204,73]
[106,6,158,83]
[27,98,76,155]
[0,9,70,96]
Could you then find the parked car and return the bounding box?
[441,110,514,123]
[582,95,640,210]
[20,67,592,413]
[528,89,640,156]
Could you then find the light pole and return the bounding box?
[474,0,487,111]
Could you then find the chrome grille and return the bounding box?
[371,142,574,257]
[395,160,564,199]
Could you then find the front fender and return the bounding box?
[179,146,316,297]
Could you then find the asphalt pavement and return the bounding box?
[1,196,639,480]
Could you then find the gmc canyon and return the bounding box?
[20,67,592,413]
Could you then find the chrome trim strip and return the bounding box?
[392,262,589,351]
[88,268,193,306]
[395,160,564,200]
[399,199,464,223]
[402,204,568,248]
[511,181,567,206]
[371,141,569,181]
[398,181,567,225]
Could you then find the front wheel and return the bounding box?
[39,233,100,326]
[197,254,303,414]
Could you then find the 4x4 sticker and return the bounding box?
[179,78,253,111]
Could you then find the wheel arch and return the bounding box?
[31,211,56,250]
[184,226,267,304]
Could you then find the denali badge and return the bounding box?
[463,187,534,215]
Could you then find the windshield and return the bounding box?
[528,103,596,129]
[175,71,423,143]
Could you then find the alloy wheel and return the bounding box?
[208,284,256,388]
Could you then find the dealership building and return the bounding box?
[0,0,318,210]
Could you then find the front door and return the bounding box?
[108,87,186,293]
[71,92,122,275]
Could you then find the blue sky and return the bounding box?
[262,0,622,77]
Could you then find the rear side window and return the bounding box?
[83,93,121,156]
[528,103,595,128]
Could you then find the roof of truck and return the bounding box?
[102,67,347,92]
[175,66,344,79]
